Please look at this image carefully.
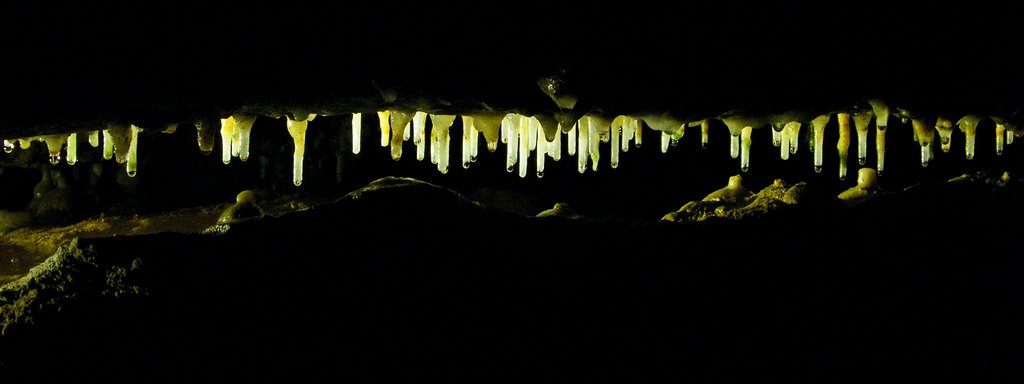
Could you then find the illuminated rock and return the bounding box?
[217,190,264,225]
[536,202,580,218]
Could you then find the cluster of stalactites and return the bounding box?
[1,124,140,176]
[362,110,646,178]
[2,103,1019,185]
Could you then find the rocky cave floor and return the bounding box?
[0,175,1019,381]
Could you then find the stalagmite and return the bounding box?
[567,123,577,156]
[88,131,100,148]
[66,133,77,165]
[536,125,547,177]
[957,115,981,160]
[810,114,830,172]
[518,114,529,178]
[995,123,1005,156]
[852,111,873,165]
[910,119,934,167]
[700,119,709,149]
[837,112,851,180]
[413,111,426,161]
[577,118,589,173]
[461,116,474,168]
[3,140,12,153]
[377,110,391,147]
[610,120,620,168]
[935,116,953,153]
[429,114,455,174]
[126,125,140,177]
[506,114,520,172]
[838,167,879,201]
[286,114,314,186]
[103,129,114,160]
[41,135,66,165]
[233,114,257,161]
[661,131,671,153]
[703,174,752,202]
[220,117,235,164]
[390,111,415,161]
[740,126,752,172]
[868,99,889,174]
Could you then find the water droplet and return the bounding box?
[462,161,470,169]
[506,165,514,172]
[813,165,822,173]
[741,165,749,172]
[127,170,137,177]
[839,174,846,181]
[966,154,974,160]
[701,142,707,149]
[997,150,1004,156]
[49,155,60,165]
[223,159,231,165]
[536,171,544,178]
[611,161,618,169]
[858,157,866,165]
[670,139,679,147]
[470,155,477,162]
[790,146,798,154]
[293,179,302,187]
[877,170,884,177]
[921,160,929,167]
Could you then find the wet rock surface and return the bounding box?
[0,176,1019,382]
